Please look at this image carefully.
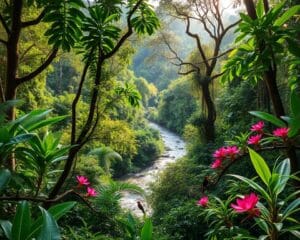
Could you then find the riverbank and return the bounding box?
[120,122,186,217]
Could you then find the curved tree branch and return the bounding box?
[104,0,143,59]
[185,16,210,70]
[21,9,46,28]
[0,38,7,45]
[16,48,58,85]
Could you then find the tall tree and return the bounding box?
[0,0,159,191]
[48,0,159,199]
[160,0,239,142]
[222,0,300,172]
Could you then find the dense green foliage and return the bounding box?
[154,77,199,134]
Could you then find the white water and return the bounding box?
[120,122,186,217]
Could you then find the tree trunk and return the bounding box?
[243,0,299,173]
[263,68,285,117]
[5,0,22,120]
[202,81,216,142]
[49,55,103,199]
[4,0,23,170]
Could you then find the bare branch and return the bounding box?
[19,43,35,62]
[17,48,58,85]
[196,48,233,65]
[178,69,197,75]
[82,103,100,146]
[185,16,209,70]
[211,71,224,80]
[71,49,94,145]
[0,190,99,212]
[221,20,241,38]
[0,38,7,45]
[21,9,46,28]
[162,33,200,73]
[104,0,143,59]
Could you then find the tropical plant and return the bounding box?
[49,0,159,199]
[16,132,70,196]
[0,109,66,169]
[89,146,122,174]
[0,201,76,240]
[200,196,253,239]
[222,0,300,84]
[231,149,300,239]
[200,149,300,239]
[118,214,153,240]
[95,181,144,217]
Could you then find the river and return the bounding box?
[120,122,186,217]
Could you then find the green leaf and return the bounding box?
[229,174,271,202]
[282,198,300,219]
[255,218,269,234]
[141,218,153,240]
[8,134,35,145]
[26,116,68,132]
[249,111,286,127]
[273,159,290,194]
[274,5,300,26]
[248,148,271,186]
[288,117,300,137]
[274,223,283,231]
[286,38,300,58]
[240,13,253,24]
[0,169,11,192]
[291,90,300,117]
[27,202,76,239]
[37,208,60,240]
[290,230,300,238]
[0,220,12,239]
[12,201,31,240]
[271,0,286,19]
[256,0,264,18]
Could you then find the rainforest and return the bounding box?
[0,0,300,239]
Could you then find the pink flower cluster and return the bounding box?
[211,146,240,169]
[250,121,264,133]
[247,121,289,146]
[273,127,289,139]
[76,175,97,197]
[247,134,262,145]
[197,196,208,207]
[231,192,260,217]
[197,193,260,218]
[248,121,264,146]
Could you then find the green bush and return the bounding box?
[157,77,199,135]
[132,128,163,169]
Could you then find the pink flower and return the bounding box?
[273,127,289,139]
[213,147,227,160]
[247,134,262,145]
[211,159,222,169]
[250,121,264,133]
[76,175,90,186]
[231,193,260,216]
[225,146,240,159]
[86,187,97,197]
[197,196,208,207]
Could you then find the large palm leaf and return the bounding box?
[95,180,144,216]
[89,146,122,174]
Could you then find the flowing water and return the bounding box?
[120,122,186,217]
